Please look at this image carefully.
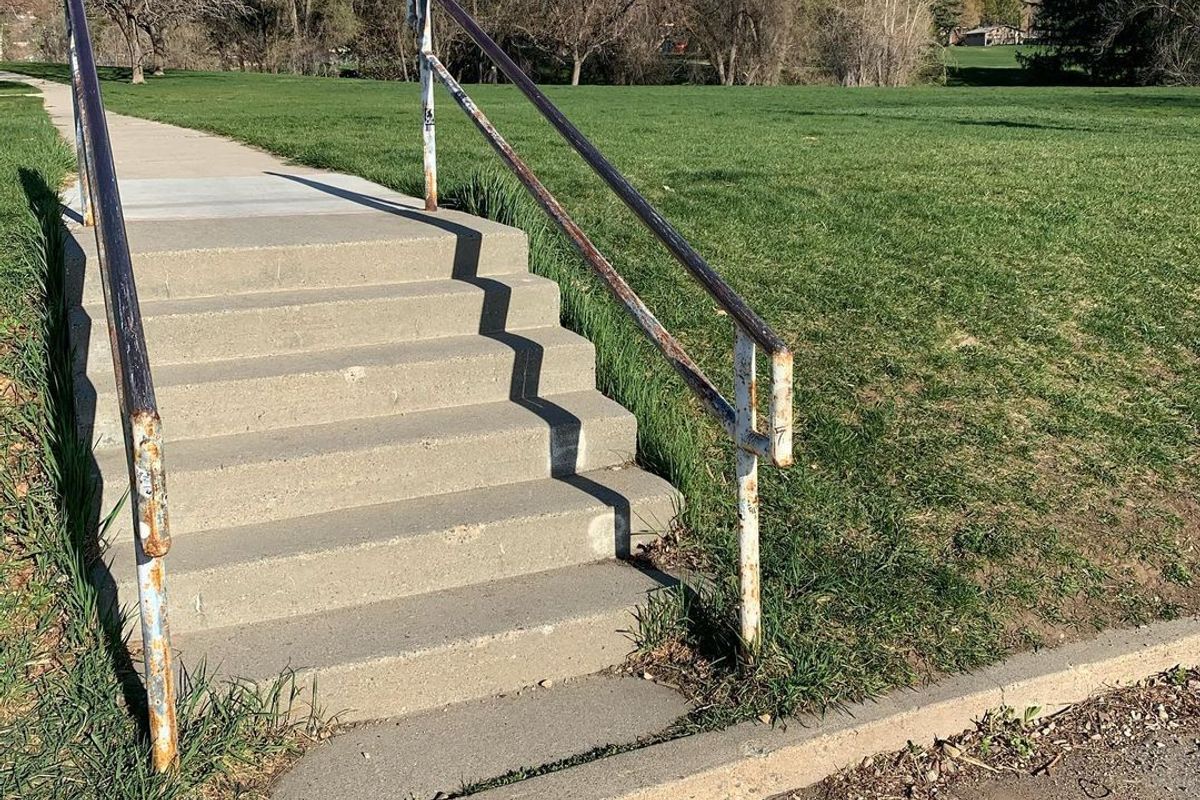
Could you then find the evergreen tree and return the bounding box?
[981,0,1021,26]
[1021,0,1200,85]
[931,0,965,43]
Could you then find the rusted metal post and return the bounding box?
[734,326,761,660]
[130,412,177,771]
[62,0,178,769]
[418,0,438,211]
[64,13,93,227]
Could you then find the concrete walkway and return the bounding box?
[9,71,324,181]
[5,72,447,224]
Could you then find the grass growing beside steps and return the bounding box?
[4,65,1199,729]
[0,83,321,799]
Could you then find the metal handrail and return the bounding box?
[411,0,794,657]
[62,0,178,770]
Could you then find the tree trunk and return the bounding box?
[725,42,738,85]
[288,0,301,73]
[148,26,166,75]
[571,51,584,86]
[118,14,145,84]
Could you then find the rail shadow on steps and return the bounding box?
[273,172,678,565]
[19,167,151,741]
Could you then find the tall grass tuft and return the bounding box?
[447,168,715,527]
[0,116,322,798]
[440,169,763,710]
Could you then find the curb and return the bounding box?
[475,616,1200,799]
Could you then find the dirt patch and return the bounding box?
[782,667,1200,800]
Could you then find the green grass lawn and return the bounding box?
[5,64,1199,724]
[0,81,318,799]
[940,44,1083,87]
[946,44,1024,70]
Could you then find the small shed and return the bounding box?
[958,25,1027,47]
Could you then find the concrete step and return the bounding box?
[95,390,639,539]
[168,561,674,723]
[72,273,561,378]
[104,467,679,634]
[80,327,597,449]
[66,210,527,305]
[270,674,689,800]
[70,173,467,223]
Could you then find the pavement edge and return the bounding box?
[476,616,1200,800]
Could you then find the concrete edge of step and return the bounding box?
[470,615,1200,800]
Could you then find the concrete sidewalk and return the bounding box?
[5,71,324,182]
[2,72,448,226]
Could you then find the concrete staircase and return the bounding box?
[72,173,680,723]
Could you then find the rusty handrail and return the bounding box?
[410,0,793,657]
[62,0,178,770]
[435,0,787,358]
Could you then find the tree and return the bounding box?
[203,0,356,74]
[678,0,805,86]
[931,0,965,43]
[1022,0,1200,85]
[136,0,246,75]
[516,0,640,85]
[97,0,150,83]
[350,0,414,79]
[981,0,1021,25]
[817,0,933,86]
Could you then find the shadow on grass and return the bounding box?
[953,118,1097,133]
[945,66,1032,87]
[19,166,152,743]
[3,61,142,84]
[944,65,1094,88]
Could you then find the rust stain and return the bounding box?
[132,412,171,558]
[141,557,178,771]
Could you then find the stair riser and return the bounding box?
[72,281,561,375]
[80,343,596,449]
[70,234,529,305]
[97,414,638,538]
[269,609,639,723]
[115,492,675,634]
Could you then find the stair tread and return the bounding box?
[171,561,671,680]
[77,272,555,319]
[269,674,688,800]
[89,326,592,392]
[106,466,678,583]
[72,208,522,257]
[94,389,633,477]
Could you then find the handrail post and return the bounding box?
[417,0,438,211]
[423,3,796,665]
[62,0,179,771]
[131,411,178,772]
[734,326,761,660]
[64,9,93,226]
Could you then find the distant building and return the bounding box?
[954,24,1028,47]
